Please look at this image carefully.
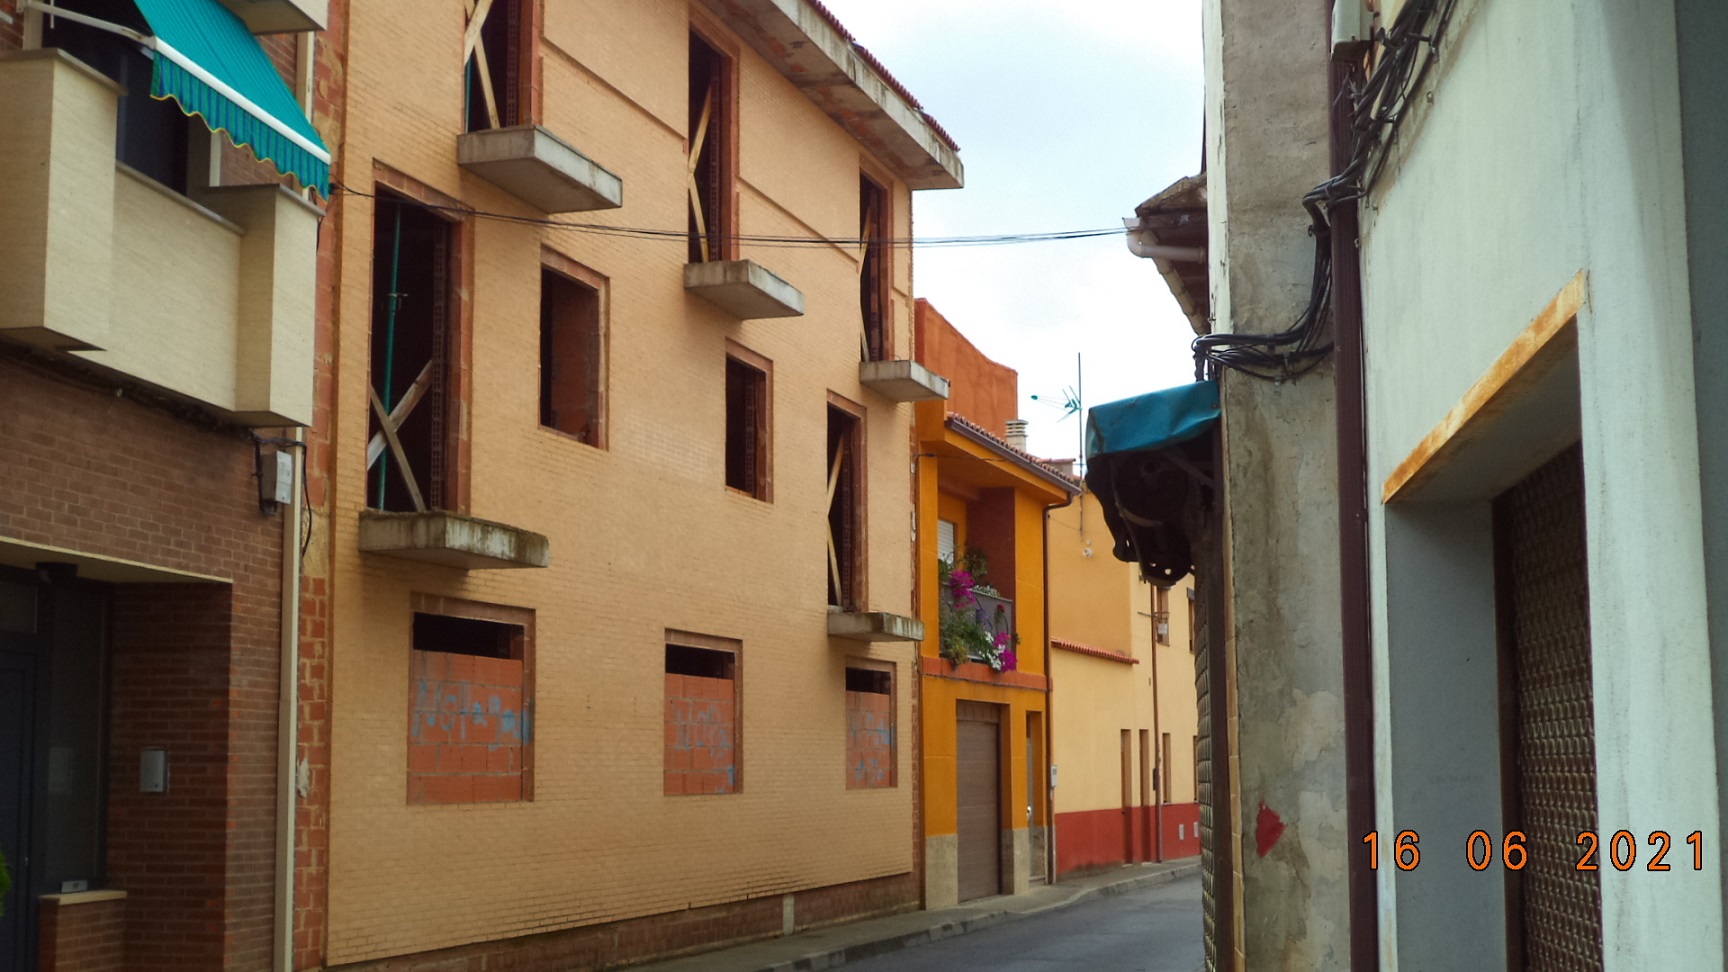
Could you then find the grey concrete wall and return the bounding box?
[1361,0,1725,966]
[1204,0,1350,965]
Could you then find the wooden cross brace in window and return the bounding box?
[366,360,435,512]
[688,82,715,262]
[464,0,501,129]
[826,430,848,605]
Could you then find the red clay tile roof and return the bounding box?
[946,414,1082,491]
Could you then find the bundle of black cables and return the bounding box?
[1193,0,1460,383]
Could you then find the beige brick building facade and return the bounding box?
[302,1,960,968]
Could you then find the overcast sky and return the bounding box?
[819,0,1206,462]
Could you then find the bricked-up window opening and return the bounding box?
[858,174,889,361]
[845,667,894,789]
[539,267,603,446]
[408,611,529,805]
[826,405,863,610]
[42,0,193,193]
[687,31,731,263]
[368,192,454,513]
[463,0,525,132]
[665,642,738,795]
[725,356,769,497]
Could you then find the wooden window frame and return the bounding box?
[538,248,608,450]
[368,166,475,515]
[826,393,867,611]
[686,15,740,263]
[724,340,773,501]
[408,593,536,802]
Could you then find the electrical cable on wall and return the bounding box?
[1193,0,1460,382]
[331,183,1123,250]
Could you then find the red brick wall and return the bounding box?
[0,355,285,972]
[37,896,127,972]
[663,674,736,795]
[0,0,22,51]
[912,299,1019,437]
[845,690,893,789]
[297,0,351,961]
[327,871,917,972]
[408,651,527,804]
[967,488,1019,600]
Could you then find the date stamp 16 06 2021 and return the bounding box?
[1363,830,1706,872]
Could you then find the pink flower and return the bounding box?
[999,650,1018,671]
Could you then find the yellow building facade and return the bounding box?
[300,2,960,968]
[1046,490,1199,877]
[912,302,1076,907]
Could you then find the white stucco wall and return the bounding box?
[1360,0,1723,967]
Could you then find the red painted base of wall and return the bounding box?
[1055,803,1202,878]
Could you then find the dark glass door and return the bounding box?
[0,648,36,972]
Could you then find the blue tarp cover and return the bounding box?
[134,0,330,194]
[1085,380,1220,459]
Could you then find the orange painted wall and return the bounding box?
[913,299,1018,437]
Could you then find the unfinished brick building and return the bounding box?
[0,1,330,971]
[295,1,962,969]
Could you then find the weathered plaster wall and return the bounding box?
[1204,0,1350,965]
[1361,0,1724,966]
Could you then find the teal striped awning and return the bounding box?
[132,0,330,194]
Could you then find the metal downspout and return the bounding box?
[1150,582,1164,863]
[1042,489,1076,883]
[274,432,303,972]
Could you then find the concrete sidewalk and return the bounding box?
[624,860,1201,972]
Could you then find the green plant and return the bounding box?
[937,550,1018,672]
[0,846,11,917]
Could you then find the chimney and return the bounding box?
[1005,418,1029,452]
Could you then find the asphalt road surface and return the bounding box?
[845,875,1202,972]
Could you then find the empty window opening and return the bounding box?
[725,355,769,497]
[464,0,526,132]
[826,405,863,610]
[408,608,530,805]
[845,666,894,789]
[687,31,730,263]
[665,640,739,795]
[1154,585,1171,645]
[540,266,603,446]
[858,174,889,361]
[412,612,519,658]
[43,0,194,193]
[368,191,455,513]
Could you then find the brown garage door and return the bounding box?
[956,702,1002,902]
[1495,443,1603,970]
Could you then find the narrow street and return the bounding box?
[845,876,1202,972]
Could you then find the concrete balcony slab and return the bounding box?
[684,260,805,319]
[458,126,623,214]
[860,360,950,402]
[359,511,550,570]
[828,611,924,643]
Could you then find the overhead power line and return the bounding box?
[332,183,1123,250]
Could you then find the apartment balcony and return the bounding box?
[358,511,550,570]
[828,610,924,644]
[0,50,319,427]
[860,359,949,402]
[684,260,806,319]
[457,125,623,214]
[216,0,327,32]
